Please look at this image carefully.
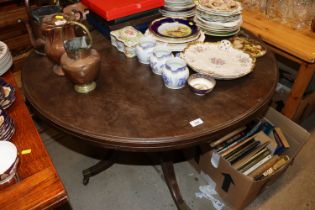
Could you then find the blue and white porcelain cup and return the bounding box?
[149,46,173,75]
[162,57,189,89]
[136,37,157,64]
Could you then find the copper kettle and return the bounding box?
[41,14,76,76]
[24,0,62,55]
[61,21,101,93]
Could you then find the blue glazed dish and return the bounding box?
[149,17,199,39]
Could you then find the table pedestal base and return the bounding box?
[81,151,191,210]
[161,157,191,210]
[82,151,115,185]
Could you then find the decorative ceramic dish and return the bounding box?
[198,0,242,13]
[110,26,144,58]
[149,17,199,39]
[0,141,19,188]
[0,78,16,110]
[0,42,13,76]
[0,107,15,141]
[188,73,216,95]
[159,8,196,18]
[182,40,256,79]
[145,30,206,52]
[230,36,267,58]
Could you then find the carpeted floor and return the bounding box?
[35,112,315,210]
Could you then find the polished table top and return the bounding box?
[22,31,278,152]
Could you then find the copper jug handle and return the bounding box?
[67,21,93,48]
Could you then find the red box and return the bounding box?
[81,0,164,21]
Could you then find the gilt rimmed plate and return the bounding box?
[197,4,242,16]
[145,30,205,52]
[149,17,199,39]
[182,41,256,79]
[0,78,15,110]
[197,1,242,14]
[230,36,267,58]
[160,9,196,18]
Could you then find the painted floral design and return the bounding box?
[238,55,251,67]
[210,57,226,66]
[123,28,137,37]
[193,45,206,53]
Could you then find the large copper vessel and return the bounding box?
[61,21,101,93]
[24,0,62,55]
[41,14,76,76]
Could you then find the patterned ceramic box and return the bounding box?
[110,26,143,58]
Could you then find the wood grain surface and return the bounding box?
[0,72,67,210]
[22,31,278,152]
[242,10,315,63]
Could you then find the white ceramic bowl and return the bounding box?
[187,73,216,96]
[0,141,18,186]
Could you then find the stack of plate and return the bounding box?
[194,0,242,37]
[146,17,205,52]
[0,78,16,110]
[0,108,15,141]
[0,42,13,76]
[160,0,196,19]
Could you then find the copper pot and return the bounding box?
[61,21,101,93]
[24,0,62,55]
[41,14,76,76]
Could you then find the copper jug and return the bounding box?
[41,14,76,76]
[61,21,101,93]
[24,0,62,55]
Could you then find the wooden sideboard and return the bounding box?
[0,72,67,210]
[242,10,315,122]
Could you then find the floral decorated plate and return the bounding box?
[197,0,242,14]
[230,36,267,58]
[149,17,199,39]
[182,40,256,79]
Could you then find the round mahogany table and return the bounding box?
[22,31,278,210]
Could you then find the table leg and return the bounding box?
[282,63,315,121]
[160,157,191,210]
[82,151,115,185]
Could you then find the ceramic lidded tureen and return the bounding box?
[110,26,144,58]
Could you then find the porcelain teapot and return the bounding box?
[61,21,101,93]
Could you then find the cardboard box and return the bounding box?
[196,108,310,210]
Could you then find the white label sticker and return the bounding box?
[190,118,203,127]
[211,151,220,168]
[55,20,67,26]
